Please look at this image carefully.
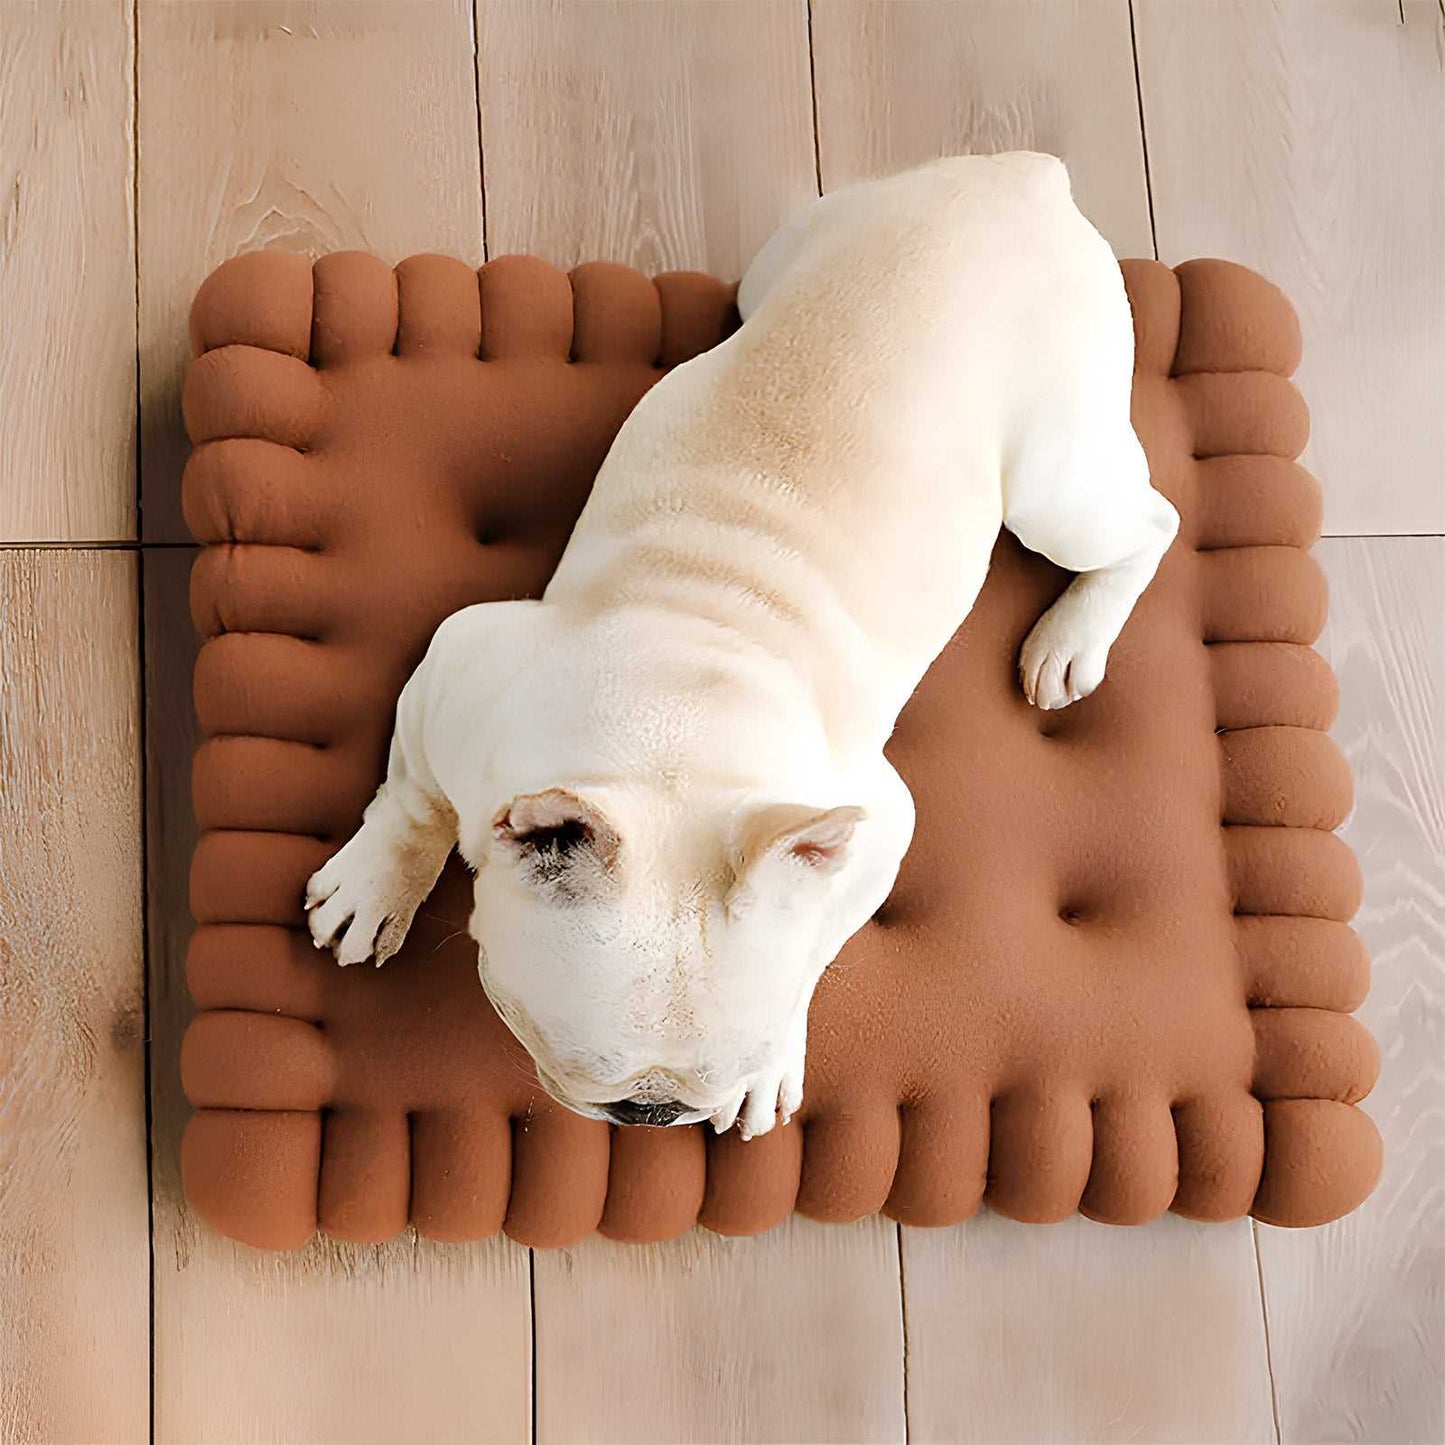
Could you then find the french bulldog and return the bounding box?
[305,153,1178,1138]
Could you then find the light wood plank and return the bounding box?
[479,6,906,1435]
[0,550,148,1443]
[810,0,1155,258]
[902,1213,1276,1443]
[1135,0,1445,535]
[535,1218,906,1444]
[138,7,523,1419]
[142,548,533,1444]
[0,1,137,543]
[1256,537,1444,1444]
[136,0,486,542]
[814,16,1274,1435]
[476,0,818,276]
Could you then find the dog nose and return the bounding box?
[605,1097,689,1127]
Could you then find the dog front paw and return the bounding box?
[713,1019,807,1140]
[305,822,435,967]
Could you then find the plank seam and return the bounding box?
[804,0,824,197]
[470,0,489,261]
[3,533,1438,552]
[1126,0,1160,261]
[528,1246,538,1445]
[139,543,159,1445]
[1251,1218,1284,1445]
[130,0,157,1436]
[896,1223,912,1444]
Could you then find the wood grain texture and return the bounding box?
[476,0,818,275]
[901,1214,1276,1443]
[0,551,147,1443]
[143,548,533,1444]
[0,0,136,543]
[810,0,1155,258]
[1256,537,1444,1444]
[12,5,1431,1439]
[533,1217,906,1444]
[1135,0,1445,535]
[136,0,486,543]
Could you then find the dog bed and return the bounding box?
[178,249,1381,1249]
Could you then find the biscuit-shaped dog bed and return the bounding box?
[178,249,1382,1249]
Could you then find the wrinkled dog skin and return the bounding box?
[306,154,1178,1138]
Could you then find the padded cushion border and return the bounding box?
[176,248,1381,1249]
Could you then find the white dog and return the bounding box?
[305,154,1178,1139]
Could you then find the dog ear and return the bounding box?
[729,803,864,889]
[492,788,622,881]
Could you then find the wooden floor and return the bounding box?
[2,2,1440,1441]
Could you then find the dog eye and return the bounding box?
[513,820,598,887]
[514,820,592,858]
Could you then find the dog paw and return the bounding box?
[304,823,433,968]
[714,1020,807,1140]
[1019,608,1110,712]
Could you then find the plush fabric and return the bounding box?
[177,248,1380,1250]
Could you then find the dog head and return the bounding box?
[468,784,863,1127]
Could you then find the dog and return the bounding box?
[305,153,1178,1139]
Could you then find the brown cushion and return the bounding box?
[177,249,1381,1250]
